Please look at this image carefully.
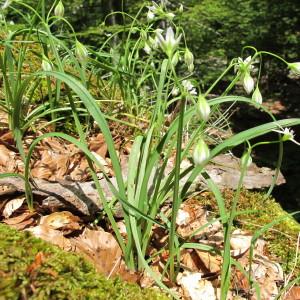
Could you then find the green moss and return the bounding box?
[198,189,300,275]
[0,223,168,300]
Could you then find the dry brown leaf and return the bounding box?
[177,199,208,238]
[3,211,37,229]
[177,271,216,300]
[195,250,222,274]
[284,286,300,300]
[0,144,14,166]
[2,197,25,218]
[230,229,252,257]
[27,252,45,275]
[40,211,81,234]
[71,227,122,276]
[26,225,73,251]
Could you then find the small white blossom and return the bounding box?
[171,86,180,96]
[182,80,197,96]
[273,126,300,145]
[147,10,155,21]
[155,27,182,57]
[179,4,183,13]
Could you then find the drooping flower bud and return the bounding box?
[193,139,210,166]
[143,42,151,55]
[171,51,180,67]
[41,55,52,72]
[75,40,88,64]
[184,48,194,67]
[54,0,64,18]
[288,62,300,75]
[2,0,12,9]
[196,95,210,122]
[179,4,183,13]
[166,12,175,20]
[188,63,194,73]
[240,151,252,168]
[252,86,262,105]
[243,72,254,94]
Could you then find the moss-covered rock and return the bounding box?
[0,223,168,300]
[198,189,300,275]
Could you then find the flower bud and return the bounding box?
[252,86,262,105]
[75,40,88,64]
[143,42,151,55]
[147,10,155,21]
[2,0,12,9]
[193,139,210,166]
[166,12,175,20]
[243,72,254,94]
[196,95,210,122]
[288,62,300,75]
[179,4,183,13]
[54,0,64,18]
[41,55,52,72]
[188,63,194,73]
[184,48,194,67]
[171,51,180,67]
[240,151,252,168]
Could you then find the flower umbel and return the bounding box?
[193,139,210,166]
[155,27,182,58]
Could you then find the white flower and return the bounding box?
[243,72,255,94]
[236,56,254,73]
[155,27,182,57]
[193,139,210,166]
[171,86,180,96]
[182,80,197,96]
[288,62,300,75]
[196,95,210,122]
[273,126,300,145]
[252,86,262,105]
[147,10,155,21]
[54,0,64,17]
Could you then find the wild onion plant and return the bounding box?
[1,1,300,299]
